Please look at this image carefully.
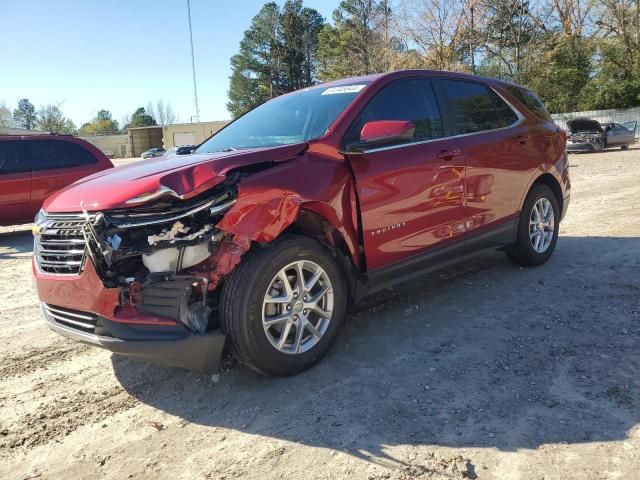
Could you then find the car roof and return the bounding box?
[312,69,523,90]
[0,133,77,140]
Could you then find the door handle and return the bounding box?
[437,148,462,160]
[516,134,531,144]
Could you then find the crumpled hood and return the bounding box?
[567,118,602,134]
[44,143,308,212]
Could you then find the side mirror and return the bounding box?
[348,120,415,152]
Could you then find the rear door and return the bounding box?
[0,140,32,225]
[344,77,466,271]
[433,79,539,247]
[29,139,100,214]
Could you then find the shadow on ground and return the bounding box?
[0,228,33,259]
[104,236,640,465]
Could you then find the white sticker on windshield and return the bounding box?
[321,84,366,95]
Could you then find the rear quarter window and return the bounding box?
[505,86,552,122]
[30,140,97,171]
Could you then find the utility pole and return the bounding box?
[470,1,476,74]
[186,0,200,123]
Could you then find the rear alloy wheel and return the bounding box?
[528,198,555,253]
[507,184,560,267]
[221,235,347,376]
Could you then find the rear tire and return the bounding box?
[507,184,560,267]
[621,145,629,150]
[220,235,348,376]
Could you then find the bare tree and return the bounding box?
[146,100,178,125]
[36,103,77,134]
[593,0,640,72]
[551,0,597,36]
[396,0,471,71]
[120,114,131,131]
[0,101,16,128]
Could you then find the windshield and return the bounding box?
[196,83,368,153]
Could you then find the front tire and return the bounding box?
[507,184,560,267]
[621,145,629,150]
[220,235,348,376]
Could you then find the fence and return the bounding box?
[551,107,640,139]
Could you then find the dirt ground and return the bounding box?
[1,147,639,480]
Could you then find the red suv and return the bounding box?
[0,135,114,225]
[32,71,570,376]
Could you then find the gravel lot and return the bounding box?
[1,148,639,479]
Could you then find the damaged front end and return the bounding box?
[82,173,250,336]
[566,118,604,152]
[32,174,257,373]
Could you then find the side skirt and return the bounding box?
[366,219,517,294]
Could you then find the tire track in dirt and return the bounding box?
[0,342,91,380]
[0,384,139,452]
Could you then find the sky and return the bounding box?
[0,0,338,127]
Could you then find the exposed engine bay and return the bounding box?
[80,173,246,335]
[566,117,605,151]
[568,131,603,146]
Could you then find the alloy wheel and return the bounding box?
[262,260,334,355]
[529,197,555,253]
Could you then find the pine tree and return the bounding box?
[13,98,37,130]
[227,1,324,118]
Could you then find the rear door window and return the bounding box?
[0,141,30,174]
[345,78,444,148]
[30,140,97,171]
[437,79,519,134]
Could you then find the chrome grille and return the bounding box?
[34,213,91,275]
[41,303,98,333]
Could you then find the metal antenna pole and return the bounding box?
[187,0,200,122]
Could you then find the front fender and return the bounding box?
[216,153,360,265]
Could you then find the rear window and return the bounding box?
[505,86,552,122]
[439,79,519,134]
[30,140,97,171]
[0,141,29,174]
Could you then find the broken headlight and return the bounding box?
[105,189,235,229]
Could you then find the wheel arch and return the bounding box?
[531,173,564,215]
[282,208,367,304]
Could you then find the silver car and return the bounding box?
[141,147,165,159]
[567,118,637,152]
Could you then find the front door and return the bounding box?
[344,78,466,271]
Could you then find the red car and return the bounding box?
[0,135,114,225]
[32,71,570,376]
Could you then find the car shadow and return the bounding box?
[569,145,638,155]
[0,227,34,259]
[108,235,638,466]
